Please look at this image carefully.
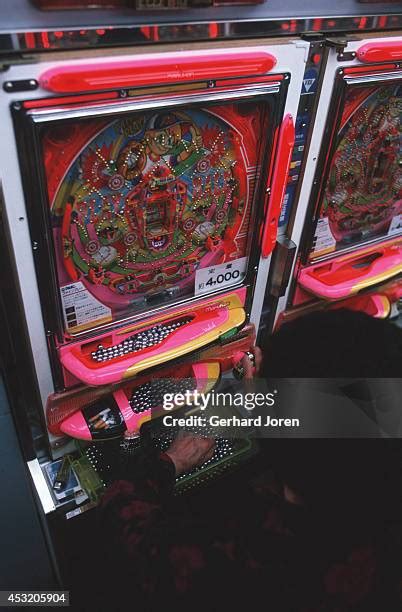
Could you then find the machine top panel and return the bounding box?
[0,0,402,53]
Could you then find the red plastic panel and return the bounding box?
[357,41,402,64]
[343,64,397,75]
[23,91,119,109]
[261,113,295,257]
[40,52,277,93]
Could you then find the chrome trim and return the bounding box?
[27,459,56,515]
[29,82,281,123]
[344,71,402,86]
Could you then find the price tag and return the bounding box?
[312,218,336,257]
[60,281,112,331]
[388,214,402,237]
[195,257,248,296]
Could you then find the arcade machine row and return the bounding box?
[0,39,308,513]
[275,34,402,327]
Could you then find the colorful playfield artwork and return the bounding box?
[311,84,402,259]
[42,102,265,333]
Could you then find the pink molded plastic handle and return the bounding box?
[357,41,402,64]
[40,51,277,94]
[262,114,295,258]
[299,241,402,300]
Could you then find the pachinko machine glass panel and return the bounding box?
[14,57,291,390]
[297,55,402,302]
[44,102,262,336]
[311,81,402,259]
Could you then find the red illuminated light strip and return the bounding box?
[357,41,402,63]
[39,51,277,94]
[343,63,399,76]
[41,31,50,49]
[358,17,368,30]
[24,32,36,49]
[378,16,388,29]
[262,114,295,258]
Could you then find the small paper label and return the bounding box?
[312,218,337,257]
[195,257,248,296]
[60,282,112,332]
[388,214,402,237]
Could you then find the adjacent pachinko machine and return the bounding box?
[1,0,402,522]
[275,34,402,326]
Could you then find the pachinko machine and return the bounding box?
[276,35,402,326]
[0,38,307,509]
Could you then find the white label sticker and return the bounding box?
[195,257,248,296]
[388,214,402,237]
[60,281,112,331]
[312,218,337,256]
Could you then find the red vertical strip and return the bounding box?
[358,17,368,30]
[41,31,51,49]
[209,23,219,38]
[24,32,36,49]
[140,26,151,39]
[313,19,323,32]
[378,16,387,29]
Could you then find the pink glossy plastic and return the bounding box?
[331,293,391,319]
[299,240,402,300]
[59,289,246,386]
[40,51,277,94]
[357,41,402,64]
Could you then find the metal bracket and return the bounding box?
[325,37,349,53]
[323,36,359,61]
[337,50,357,62]
[301,32,326,42]
[3,78,38,92]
